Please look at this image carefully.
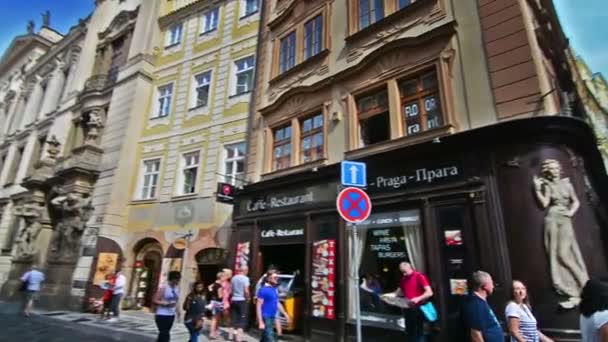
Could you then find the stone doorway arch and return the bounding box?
[195,247,228,286]
[131,238,163,309]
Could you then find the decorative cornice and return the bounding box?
[98,7,139,43]
[26,25,86,76]
[261,21,456,114]
[158,0,218,28]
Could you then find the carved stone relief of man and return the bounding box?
[49,189,94,260]
[533,159,589,309]
[13,203,42,260]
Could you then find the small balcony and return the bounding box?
[80,74,113,98]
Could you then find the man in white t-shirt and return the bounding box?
[20,265,45,317]
[108,270,126,322]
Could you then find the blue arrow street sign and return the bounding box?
[341,161,367,187]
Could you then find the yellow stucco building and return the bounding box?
[113,0,260,308]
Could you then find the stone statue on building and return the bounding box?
[45,135,61,160]
[27,20,35,34]
[13,203,42,260]
[41,10,51,27]
[85,109,104,145]
[533,159,589,309]
[49,187,94,260]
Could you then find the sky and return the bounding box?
[0,0,605,76]
[0,0,94,58]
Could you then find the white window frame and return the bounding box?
[223,142,245,186]
[191,71,212,109]
[166,23,183,48]
[234,56,255,95]
[242,0,259,17]
[138,158,161,200]
[177,151,200,195]
[153,83,174,118]
[201,8,219,34]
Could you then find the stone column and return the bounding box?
[61,48,80,102]
[38,62,66,117]
[20,77,44,129]
[7,93,27,133]
[0,92,19,137]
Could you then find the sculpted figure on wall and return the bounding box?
[85,109,104,145]
[13,203,42,260]
[533,159,589,309]
[49,187,94,260]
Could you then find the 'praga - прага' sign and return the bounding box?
[367,163,464,192]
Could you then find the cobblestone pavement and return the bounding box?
[0,300,266,342]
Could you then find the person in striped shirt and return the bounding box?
[505,280,553,342]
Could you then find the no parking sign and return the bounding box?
[336,187,372,223]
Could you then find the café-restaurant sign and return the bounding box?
[238,182,338,215]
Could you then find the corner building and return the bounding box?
[234,0,608,341]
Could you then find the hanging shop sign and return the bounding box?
[312,239,336,320]
[216,182,235,203]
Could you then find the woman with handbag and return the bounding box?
[183,281,207,342]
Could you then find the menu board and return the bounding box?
[234,242,250,269]
[311,239,336,320]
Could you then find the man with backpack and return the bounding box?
[20,265,45,317]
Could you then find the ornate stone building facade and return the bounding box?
[0,0,260,311]
[0,0,162,310]
[0,16,82,290]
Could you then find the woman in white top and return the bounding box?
[154,271,182,342]
[505,280,553,342]
[580,279,608,342]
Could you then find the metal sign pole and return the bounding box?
[352,223,363,342]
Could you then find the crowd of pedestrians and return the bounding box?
[145,264,288,342]
[16,261,608,342]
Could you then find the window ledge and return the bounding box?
[130,198,159,205]
[229,90,252,99]
[164,42,181,50]
[150,114,170,120]
[345,0,429,43]
[270,49,329,85]
[188,104,209,112]
[171,193,198,201]
[345,125,454,160]
[240,11,259,20]
[199,28,217,36]
[261,158,327,181]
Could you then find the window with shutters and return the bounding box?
[300,113,324,163]
[138,159,161,200]
[223,143,246,185]
[272,125,292,170]
[178,151,200,195]
[357,89,391,146]
[400,70,443,136]
[234,56,255,95]
[192,71,212,108]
